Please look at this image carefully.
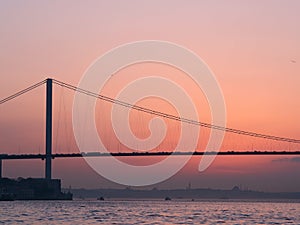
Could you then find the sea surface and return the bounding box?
[1,200,300,224]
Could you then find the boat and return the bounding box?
[165,196,171,201]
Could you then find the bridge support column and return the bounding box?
[45,78,52,179]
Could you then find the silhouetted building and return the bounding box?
[0,177,72,200]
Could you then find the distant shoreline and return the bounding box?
[69,198,300,204]
[67,187,300,201]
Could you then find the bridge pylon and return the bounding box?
[45,78,52,179]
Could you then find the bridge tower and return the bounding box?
[45,78,52,179]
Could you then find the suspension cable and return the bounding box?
[0,79,47,105]
[53,79,300,144]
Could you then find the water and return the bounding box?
[1,200,300,224]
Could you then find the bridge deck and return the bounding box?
[1,151,300,160]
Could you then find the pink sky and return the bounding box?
[0,1,299,191]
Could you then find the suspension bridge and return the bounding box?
[0,78,299,179]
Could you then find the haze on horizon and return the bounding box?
[0,0,299,192]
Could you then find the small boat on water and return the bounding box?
[165,196,171,201]
[97,196,105,201]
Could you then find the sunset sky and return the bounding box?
[0,1,299,192]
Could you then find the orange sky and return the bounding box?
[0,1,299,191]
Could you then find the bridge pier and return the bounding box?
[45,78,52,179]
